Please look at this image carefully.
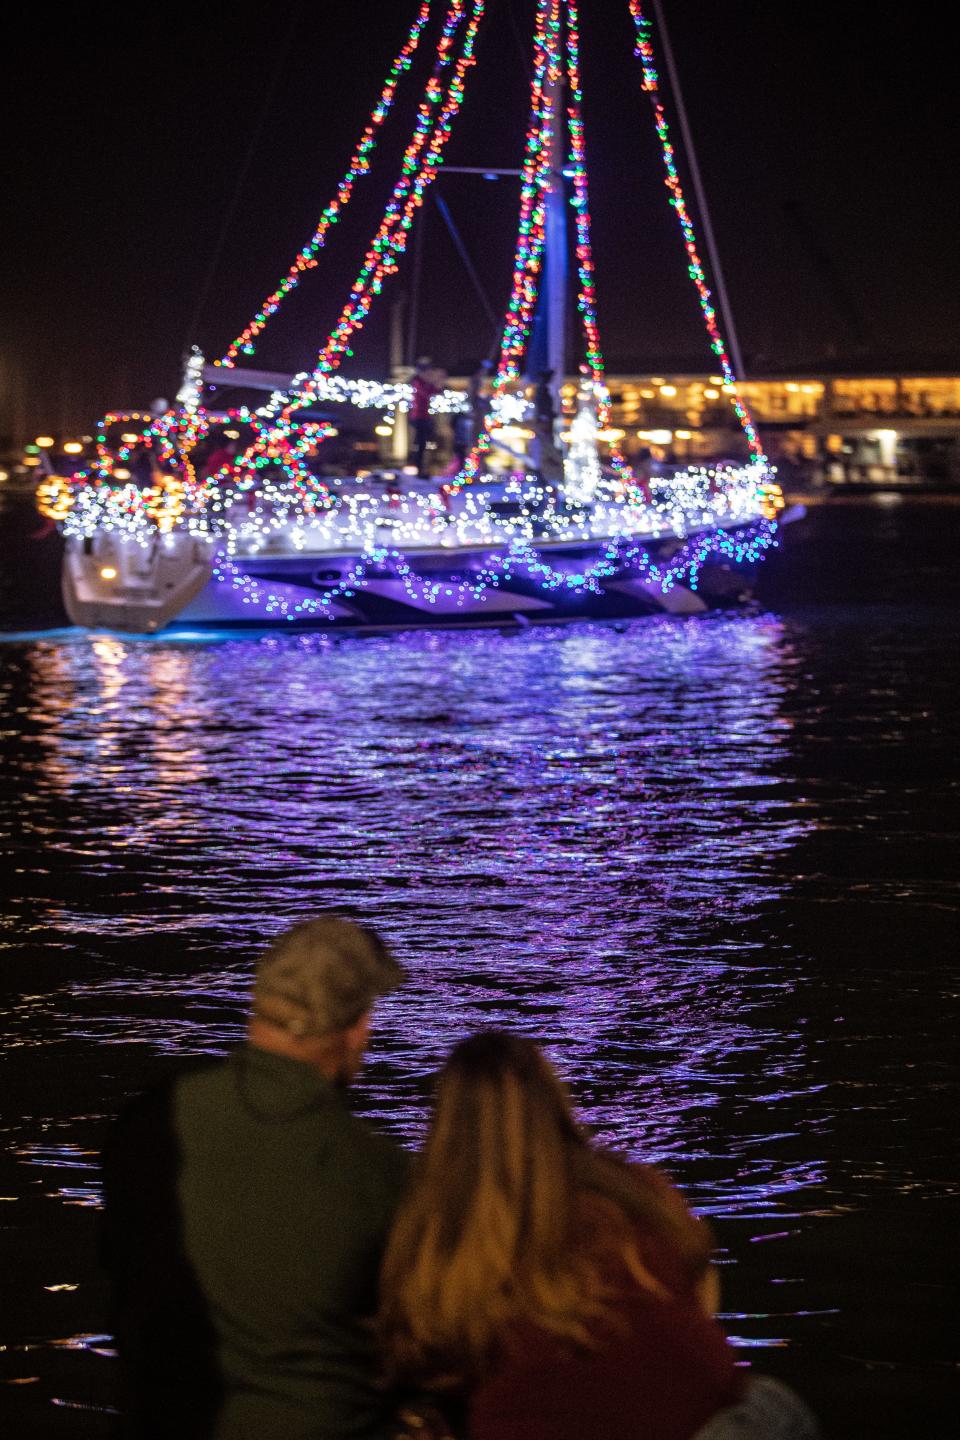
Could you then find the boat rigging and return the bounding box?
[39,0,789,633]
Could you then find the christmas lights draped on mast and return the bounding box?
[530,43,569,414]
[43,0,790,634]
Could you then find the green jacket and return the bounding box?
[175,1045,409,1439]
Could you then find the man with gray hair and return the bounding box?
[102,916,408,1440]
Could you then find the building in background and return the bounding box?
[592,369,960,490]
[4,369,960,495]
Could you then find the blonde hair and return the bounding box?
[377,1032,710,1387]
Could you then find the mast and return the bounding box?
[526,18,568,409]
[543,53,568,405]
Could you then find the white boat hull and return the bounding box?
[62,533,216,633]
[56,518,796,633]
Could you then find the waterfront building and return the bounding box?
[4,368,959,495]
[574,368,960,489]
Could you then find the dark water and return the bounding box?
[1,497,957,1437]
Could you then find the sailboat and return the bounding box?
[41,0,790,634]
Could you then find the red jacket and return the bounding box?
[410,374,437,422]
[468,1184,744,1440]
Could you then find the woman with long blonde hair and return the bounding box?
[378,1032,749,1440]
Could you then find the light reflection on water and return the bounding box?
[9,619,818,1207]
[1,601,957,1427]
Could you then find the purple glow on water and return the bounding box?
[7,618,819,1211]
[2,565,958,1432]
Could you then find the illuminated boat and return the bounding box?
[44,0,789,634]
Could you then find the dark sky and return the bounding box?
[2,0,958,441]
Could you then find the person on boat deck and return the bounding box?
[468,358,494,443]
[532,369,563,483]
[453,405,474,469]
[409,356,438,477]
[534,368,557,430]
[630,444,654,504]
[101,916,409,1440]
[124,442,154,488]
[377,1032,820,1440]
[201,435,239,481]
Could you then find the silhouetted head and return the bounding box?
[249,915,404,1080]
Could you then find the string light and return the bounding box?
[449,0,560,488]
[218,3,432,367]
[627,2,770,479]
[564,2,605,399]
[44,0,787,624]
[289,0,486,403]
[211,517,778,621]
[199,0,486,494]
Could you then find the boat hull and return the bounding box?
[62,533,217,633]
[61,514,790,634]
[174,535,750,630]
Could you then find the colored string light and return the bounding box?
[289,0,485,405]
[562,1,650,505]
[627,1,768,472]
[495,0,559,387]
[218,3,431,367]
[201,0,485,495]
[44,0,788,612]
[449,0,560,488]
[211,517,778,621]
[564,2,604,400]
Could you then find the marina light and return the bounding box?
[223,430,240,439]
[492,425,534,442]
[659,385,677,397]
[35,436,55,448]
[703,388,719,399]
[63,442,83,454]
[121,433,140,443]
[23,456,41,467]
[374,424,393,437]
[0,470,8,482]
[114,468,131,480]
[99,567,118,581]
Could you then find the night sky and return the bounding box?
[3,0,958,442]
